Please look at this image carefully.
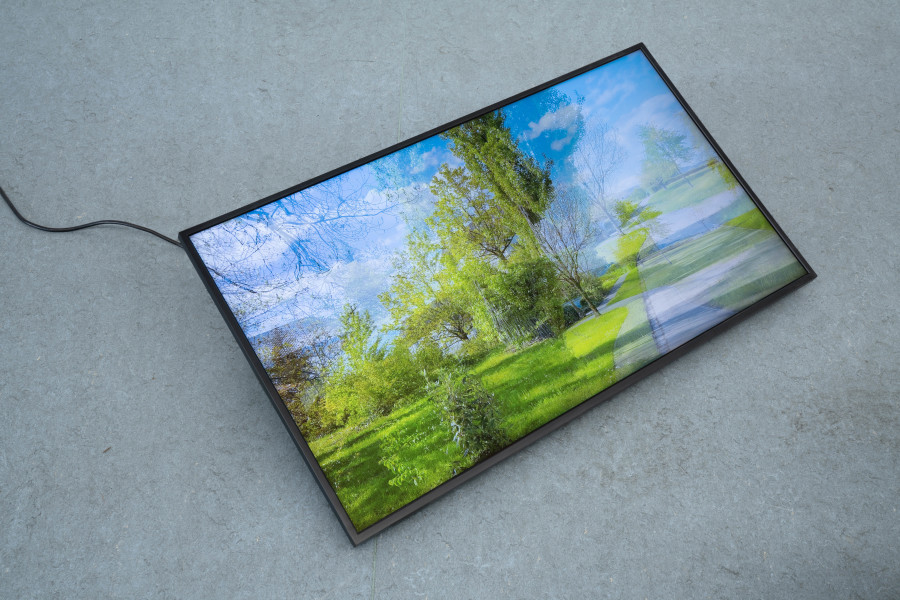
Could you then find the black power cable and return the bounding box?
[0,185,183,248]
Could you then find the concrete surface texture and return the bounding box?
[1,1,897,598]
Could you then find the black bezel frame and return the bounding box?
[179,43,816,546]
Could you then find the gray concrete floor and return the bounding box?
[1,2,897,598]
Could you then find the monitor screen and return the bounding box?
[181,45,813,544]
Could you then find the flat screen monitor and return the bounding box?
[180,44,815,545]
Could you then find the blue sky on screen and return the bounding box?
[193,49,714,338]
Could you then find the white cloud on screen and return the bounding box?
[582,81,636,120]
[616,93,679,134]
[522,104,581,150]
[409,147,441,175]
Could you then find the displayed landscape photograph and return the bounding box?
[191,49,807,531]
